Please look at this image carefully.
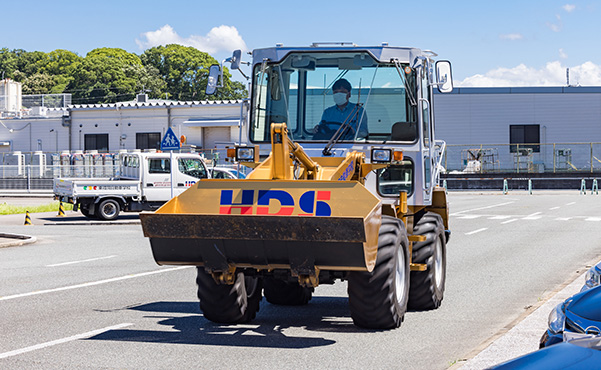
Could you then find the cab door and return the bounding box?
[143,156,173,201]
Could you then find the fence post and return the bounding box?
[528,179,533,195]
[591,142,594,173]
[516,144,520,174]
[27,165,31,192]
[580,179,587,195]
[553,143,556,173]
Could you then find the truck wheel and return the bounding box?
[196,268,262,324]
[348,216,410,329]
[408,212,446,310]
[97,199,120,220]
[80,207,96,219]
[263,278,313,305]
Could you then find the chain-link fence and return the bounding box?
[443,143,601,174]
[0,148,245,191]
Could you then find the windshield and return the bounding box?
[250,51,417,143]
[178,158,208,179]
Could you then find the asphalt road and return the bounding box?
[1,191,600,369]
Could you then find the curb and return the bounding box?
[0,233,37,248]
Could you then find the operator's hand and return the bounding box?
[312,124,321,134]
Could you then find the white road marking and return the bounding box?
[488,215,511,220]
[566,202,576,206]
[0,323,132,359]
[451,201,515,216]
[46,255,117,267]
[465,228,488,235]
[457,215,481,219]
[549,206,560,210]
[585,217,601,222]
[556,217,572,221]
[522,212,543,220]
[0,266,191,302]
[501,218,519,224]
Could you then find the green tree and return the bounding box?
[141,44,247,101]
[67,48,164,104]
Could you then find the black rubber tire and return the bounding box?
[196,267,262,324]
[263,278,313,305]
[347,216,410,329]
[408,212,447,311]
[96,199,120,220]
[80,207,96,219]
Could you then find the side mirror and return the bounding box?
[436,60,453,93]
[206,64,221,95]
[230,50,242,70]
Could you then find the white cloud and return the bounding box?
[547,14,563,32]
[456,61,601,87]
[563,4,576,12]
[559,48,568,59]
[499,33,523,41]
[136,24,247,54]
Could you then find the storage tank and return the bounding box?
[31,151,46,178]
[0,79,22,113]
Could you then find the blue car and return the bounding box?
[491,335,601,369]
[540,262,601,348]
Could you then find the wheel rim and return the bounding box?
[395,245,407,303]
[102,202,117,218]
[434,236,444,290]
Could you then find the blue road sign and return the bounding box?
[161,127,180,151]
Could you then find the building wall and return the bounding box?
[434,87,601,145]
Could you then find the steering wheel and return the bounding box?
[313,121,355,140]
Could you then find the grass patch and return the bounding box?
[0,201,74,215]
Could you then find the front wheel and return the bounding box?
[348,216,410,329]
[408,212,447,310]
[196,268,262,324]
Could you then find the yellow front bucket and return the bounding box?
[140,179,382,273]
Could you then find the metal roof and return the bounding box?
[69,99,244,110]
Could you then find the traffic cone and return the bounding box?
[57,201,65,217]
[24,210,32,225]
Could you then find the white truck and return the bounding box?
[53,151,210,220]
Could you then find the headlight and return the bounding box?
[582,263,601,292]
[236,146,255,162]
[548,303,566,334]
[371,148,392,163]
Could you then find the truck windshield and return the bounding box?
[178,158,208,179]
[250,51,417,143]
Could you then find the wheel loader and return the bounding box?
[140,43,454,329]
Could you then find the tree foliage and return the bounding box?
[0,45,247,104]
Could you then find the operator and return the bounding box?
[313,78,368,140]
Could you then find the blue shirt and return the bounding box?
[320,103,368,139]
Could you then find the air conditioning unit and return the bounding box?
[136,94,148,103]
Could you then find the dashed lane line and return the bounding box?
[46,255,117,267]
[501,219,519,224]
[465,228,488,235]
[522,212,543,220]
[0,266,192,302]
[0,323,133,359]
[549,206,560,210]
[451,201,515,216]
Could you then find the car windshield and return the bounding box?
[250,51,417,143]
[178,158,208,179]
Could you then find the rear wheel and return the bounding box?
[96,199,120,220]
[348,216,410,329]
[263,278,313,305]
[408,212,447,310]
[196,268,262,323]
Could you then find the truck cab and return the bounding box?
[239,43,452,207]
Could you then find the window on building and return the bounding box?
[510,124,540,153]
[136,132,161,150]
[84,134,109,152]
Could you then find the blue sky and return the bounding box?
[2,0,600,86]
